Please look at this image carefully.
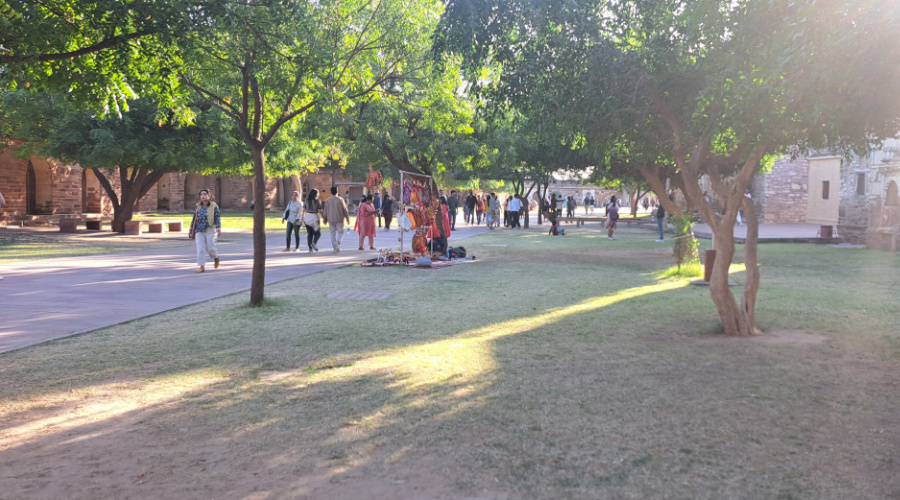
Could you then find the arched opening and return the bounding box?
[25,160,53,214]
[82,169,103,213]
[26,163,36,214]
[886,181,899,206]
[215,177,226,207]
[157,173,172,211]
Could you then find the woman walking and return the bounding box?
[188,189,221,273]
[605,195,619,240]
[355,194,378,250]
[382,193,395,231]
[302,189,323,252]
[281,191,303,251]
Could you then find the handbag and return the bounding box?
[303,212,320,231]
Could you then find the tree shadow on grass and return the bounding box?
[6,232,890,498]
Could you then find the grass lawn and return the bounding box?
[1,229,898,499]
[0,210,360,264]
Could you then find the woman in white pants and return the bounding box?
[188,189,221,273]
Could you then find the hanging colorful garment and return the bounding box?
[403,180,412,204]
[406,209,419,229]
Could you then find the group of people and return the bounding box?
[184,185,681,273]
[281,186,393,253]
[446,190,527,230]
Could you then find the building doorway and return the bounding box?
[25,160,53,214]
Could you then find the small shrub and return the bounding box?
[670,213,699,270]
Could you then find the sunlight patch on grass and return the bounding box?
[0,369,226,451]
[255,279,691,438]
[658,261,703,279]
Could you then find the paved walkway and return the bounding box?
[692,222,824,241]
[0,224,491,353]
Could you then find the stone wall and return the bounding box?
[837,155,872,244]
[762,156,809,223]
[0,146,29,216]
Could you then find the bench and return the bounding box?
[625,219,655,228]
[134,219,184,233]
[59,215,105,233]
[560,217,601,227]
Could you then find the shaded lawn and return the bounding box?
[1,229,898,499]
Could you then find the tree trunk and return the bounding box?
[523,181,536,229]
[93,166,166,232]
[740,196,761,333]
[250,145,267,306]
[112,204,136,233]
[707,203,760,336]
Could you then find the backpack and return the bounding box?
[448,246,466,259]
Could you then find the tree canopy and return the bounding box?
[436,0,900,335]
[0,0,220,110]
[4,93,243,231]
[170,0,443,305]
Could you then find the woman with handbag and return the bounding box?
[302,189,323,252]
[355,194,378,250]
[281,191,303,252]
[188,189,221,273]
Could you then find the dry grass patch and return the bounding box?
[1,227,899,499]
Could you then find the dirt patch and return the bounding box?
[755,328,829,346]
[693,328,829,347]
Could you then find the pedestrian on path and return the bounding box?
[655,193,670,242]
[382,193,395,231]
[605,195,619,240]
[282,191,303,251]
[507,193,522,229]
[475,195,485,225]
[188,189,221,273]
[302,189,323,253]
[373,191,383,228]
[356,194,378,250]
[465,192,476,225]
[488,193,500,229]
[324,186,350,252]
[448,190,459,230]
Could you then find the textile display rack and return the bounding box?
[397,171,435,260]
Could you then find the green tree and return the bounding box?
[175,0,440,305]
[4,93,243,231]
[0,0,219,109]
[437,0,900,335]
[318,52,479,194]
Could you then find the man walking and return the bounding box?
[655,191,673,242]
[373,191,382,228]
[488,193,501,229]
[465,192,477,225]
[448,190,460,230]
[507,193,522,229]
[324,186,351,252]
